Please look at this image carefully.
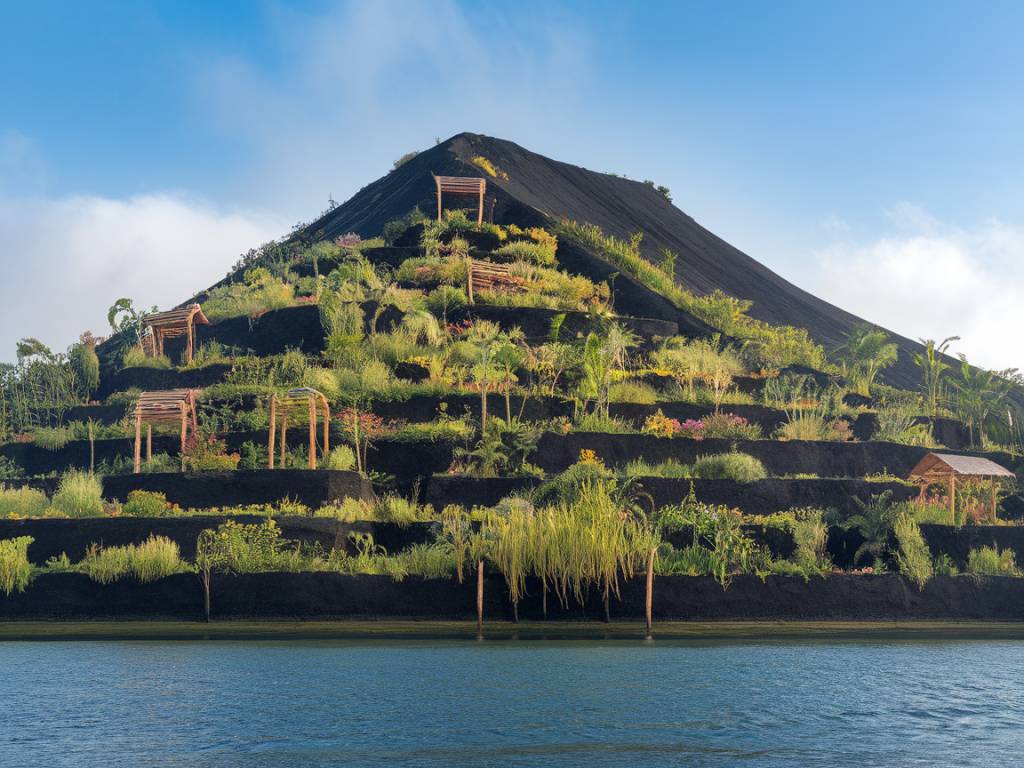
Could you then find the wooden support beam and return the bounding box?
[323,403,330,457]
[949,473,957,526]
[180,407,187,472]
[308,395,316,470]
[268,396,277,469]
[134,413,142,474]
[477,185,484,226]
[992,480,998,523]
[280,417,288,468]
[436,176,443,222]
[146,425,152,465]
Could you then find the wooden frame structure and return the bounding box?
[268,388,331,470]
[134,389,200,473]
[908,452,1015,524]
[466,259,525,304]
[434,175,486,226]
[141,304,209,365]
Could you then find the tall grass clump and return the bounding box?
[967,546,1018,577]
[893,513,933,588]
[0,536,33,595]
[692,452,767,482]
[50,471,104,518]
[79,536,187,584]
[789,508,832,574]
[0,486,49,518]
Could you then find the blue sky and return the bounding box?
[1,0,1022,368]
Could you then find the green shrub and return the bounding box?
[69,341,101,398]
[78,536,186,583]
[933,553,959,576]
[692,452,767,482]
[32,426,75,451]
[122,346,172,369]
[608,381,658,404]
[893,513,934,588]
[572,413,636,434]
[392,542,457,579]
[122,490,169,517]
[967,545,1018,576]
[0,537,33,595]
[701,412,763,440]
[789,508,831,574]
[202,268,295,321]
[325,446,356,471]
[0,486,49,518]
[622,458,692,479]
[493,240,555,266]
[130,536,188,582]
[425,285,468,317]
[50,471,104,518]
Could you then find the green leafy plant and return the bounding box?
[0,486,49,518]
[122,490,169,517]
[0,536,33,595]
[691,452,767,482]
[892,513,933,588]
[967,545,1018,576]
[50,471,104,518]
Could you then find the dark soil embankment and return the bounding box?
[0,516,434,563]
[4,572,1024,622]
[304,132,948,389]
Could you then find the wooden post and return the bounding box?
[476,559,484,634]
[991,480,998,523]
[190,392,198,435]
[186,317,194,364]
[308,395,316,469]
[949,473,957,526]
[268,396,276,469]
[477,184,484,226]
[323,403,330,457]
[180,407,187,472]
[645,546,656,637]
[280,416,288,468]
[134,413,142,474]
[146,425,152,465]
[466,258,475,304]
[436,177,443,222]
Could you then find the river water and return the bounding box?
[1,637,1021,767]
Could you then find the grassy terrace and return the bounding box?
[1,205,1023,622]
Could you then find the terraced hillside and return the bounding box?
[1,136,1022,624]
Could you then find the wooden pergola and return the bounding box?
[268,388,331,469]
[141,304,209,364]
[134,389,200,473]
[434,175,486,226]
[908,452,1016,524]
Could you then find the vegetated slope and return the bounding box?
[300,132,936,387]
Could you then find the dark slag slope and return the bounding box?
[306,133,931,387]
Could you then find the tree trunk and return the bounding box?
[201,571,211,622]
[542,581,548,619]
[476,559,484,634]
[512,600,519,624]
[603,591,611,623]
[645,546,657,637]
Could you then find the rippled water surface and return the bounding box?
[1,637,1022,767]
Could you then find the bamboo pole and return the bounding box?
[186,317,194,364]
[436,177,443,222]
[280,416,288,468]
[146,424,152,465]
[268,396,276,469]
[308,395,316,469]
[180,407,187,472]
[323,402,330,457]
[477,185,484,226]
[948,474,957,525]
[476,560,484,634]
[991,480,998,523]
[133,413,142,473]
[645,546,657,637]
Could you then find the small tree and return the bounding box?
[913,336,959,418]
[836,325,898,397]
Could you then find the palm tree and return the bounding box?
[836,325,898,397]
[952,356,1010,448]
[912,336,959,417]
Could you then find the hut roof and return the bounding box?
[908,452,1016,480]
[143,304,209,330]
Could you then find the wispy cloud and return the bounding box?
[809,205,1024,371]
[193,0,592,214]
[0,192,285,360]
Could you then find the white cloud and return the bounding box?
[0,193,285,361]
[809,208,1024,371]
